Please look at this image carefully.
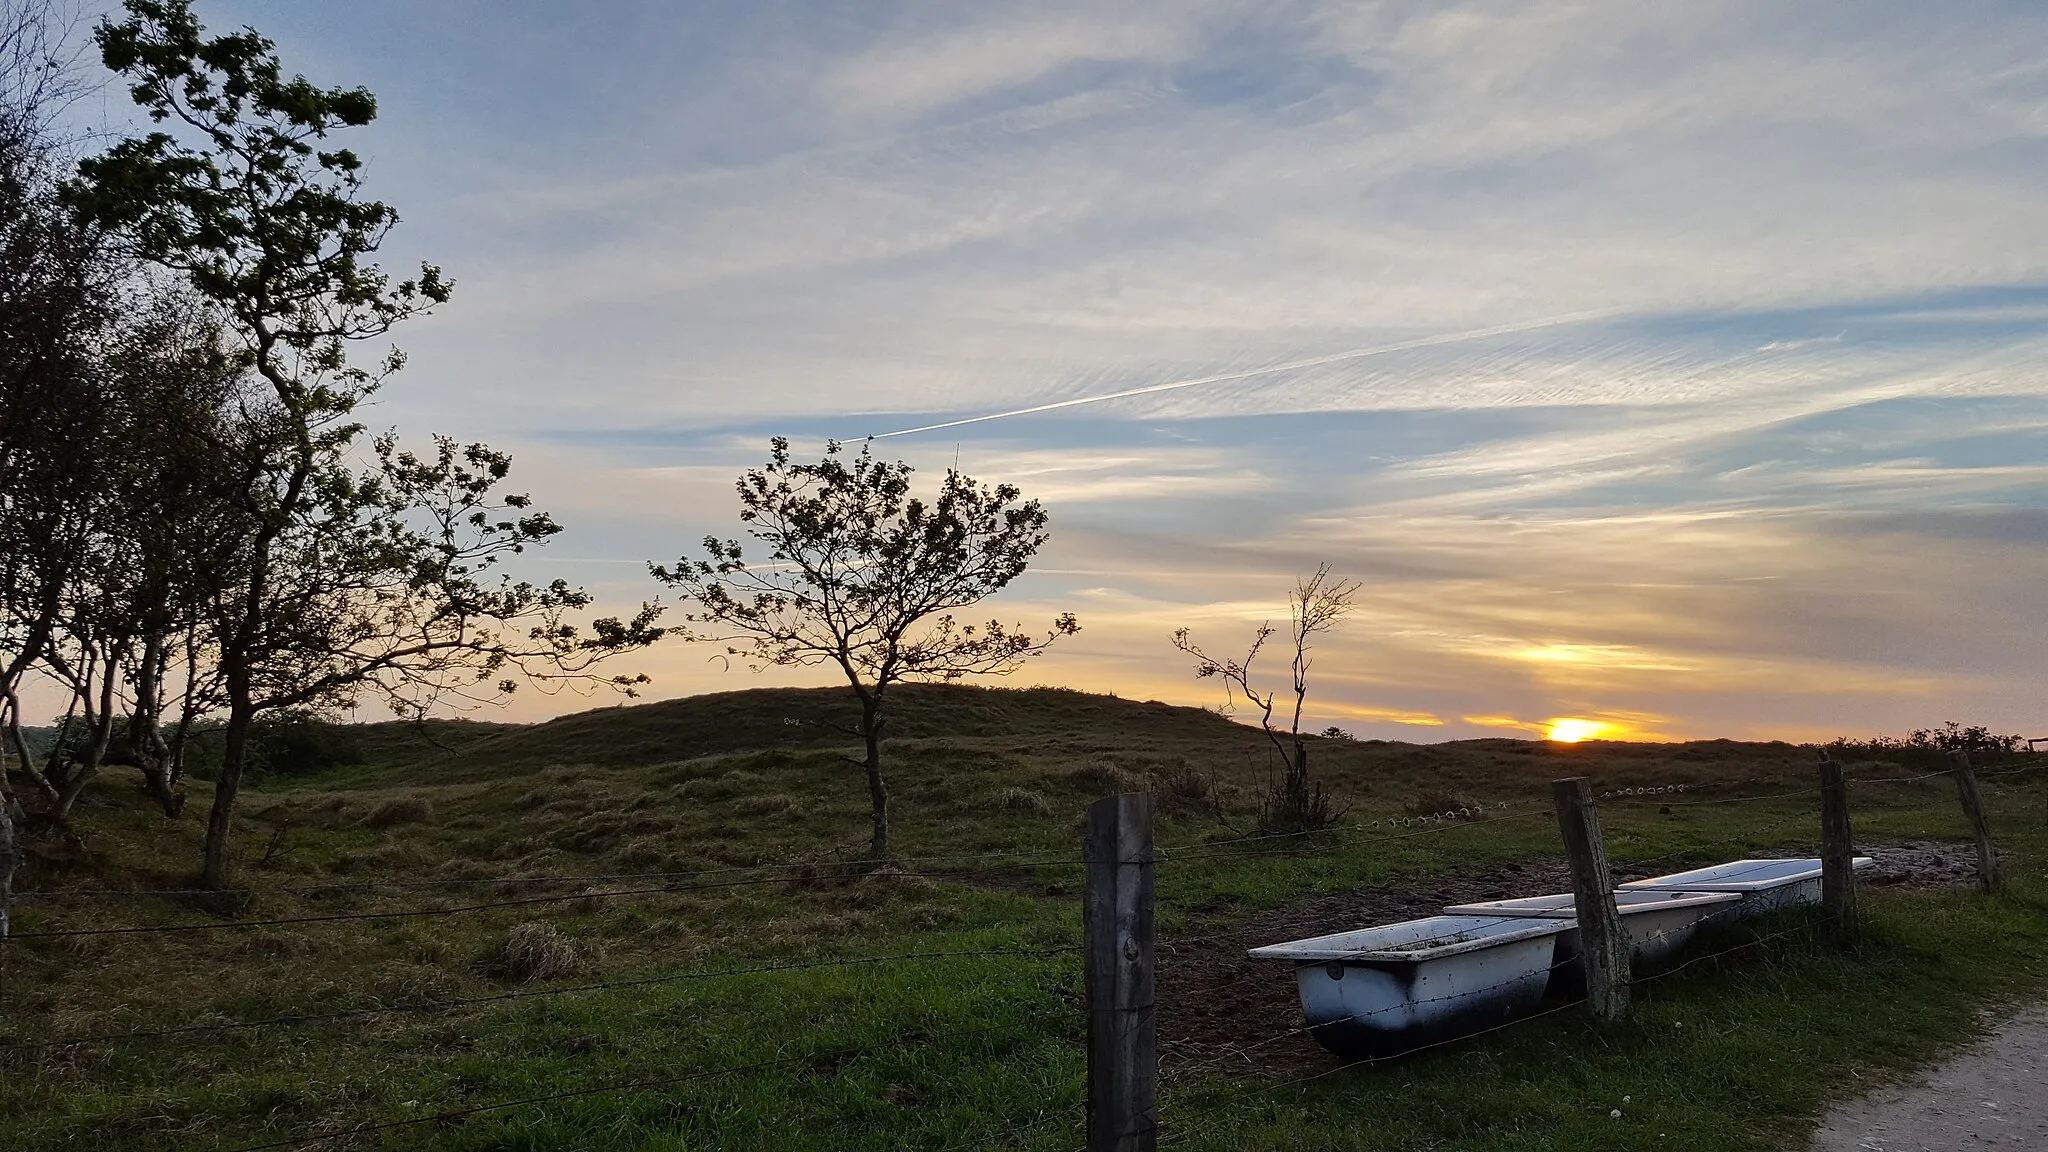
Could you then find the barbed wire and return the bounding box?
[932,1097,1087,1152]
[1154,899,1844,1145]
[1597,783,1693,799]
[0,946,1074,1054]
[1159,809,1551,866]
[220,1015,1049,1152]
[7,781,1875,941]
[1162,886,1820,1087]
[11,842,1093,905]
[1612,804,1821,871]
[10,769,1906,911]
[9,855,1092,941]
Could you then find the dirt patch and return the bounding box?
[1862,840,1986,889]
[1157,857,1587,1080]
[1157,843,1982,1081]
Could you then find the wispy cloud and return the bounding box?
[173,1,2048,738]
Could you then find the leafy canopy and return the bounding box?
[654,438,1077,689]
[64,0,448,416]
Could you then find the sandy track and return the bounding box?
[1811,1005,2048,1150]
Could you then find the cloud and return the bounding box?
[125,1,2048,741]
[818,5,1206,123]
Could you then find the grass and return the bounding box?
[2,682,2044,1150]
[1165,889,2048,1151]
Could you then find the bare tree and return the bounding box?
[1173,564,1359,833]
[654,438,1079,860]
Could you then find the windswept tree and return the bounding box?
[27,301,247,822]
[0,0,96,935]
[65,0,661,889]
[1173,564,1359,833]
[654,438,1079,860]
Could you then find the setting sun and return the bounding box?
[1545,717,1612,743]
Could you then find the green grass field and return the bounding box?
[3,683,2043,1150]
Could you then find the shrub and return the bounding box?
[1405,790,1485,820]
[991,786,1053,816]
[731,793,800,817]
[1064,762,1147,796]
[182,709,364,781]
[500,922,580,982]
[359,796,434,829]
[1825,721,2027,767]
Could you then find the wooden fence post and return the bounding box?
[1553,777,1629,1020]
[1085,793,1156,1152]
[1816,752,1859,940]
[1949,751,2004,894]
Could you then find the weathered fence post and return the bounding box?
[1816,752,1859,940]
[1553,776,1629,1020]
[1949,750,2004,894]
[1085,793,1156,1152]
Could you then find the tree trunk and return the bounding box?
[2,683,56,808]
[203,442,295,892]
[49,764,95,824]
[48,649,120,828]
[123,633,182,817]
[0,696,22,929]
[203,695,254,891]
[0,785,15,955]
[0,691,30,804]
[861,699,888,861]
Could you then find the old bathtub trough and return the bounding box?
[1245,914,1573,1058]
[1248,857,1865,1059]
[1619,856,1874,912]
[1442,888,1745,966]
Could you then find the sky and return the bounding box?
[77,1,2048,741]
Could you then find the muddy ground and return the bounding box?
[1155,841,1983,1080]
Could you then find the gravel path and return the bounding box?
[1810,1005,2048,1150]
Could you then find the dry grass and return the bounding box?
[3,682,2040,1151]
[499,921,582,982]
[358,795,434,828]
[731,793,801,817]
[990,786,1053,816]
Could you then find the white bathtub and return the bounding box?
[1619,857,1873,913]
[1246,914,1572,1058]
[1442,888,1744,973]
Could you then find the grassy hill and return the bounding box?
[6,682,2046,1151]
[342,683,1257,778]
[299,681,1818,802]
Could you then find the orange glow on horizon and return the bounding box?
[1545,717,1613,743]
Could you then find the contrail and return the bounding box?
[866,307,1622,439]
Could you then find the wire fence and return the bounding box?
[3,751,2043,1151]
[1149,901,1858,1149]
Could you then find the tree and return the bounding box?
[0,0,95,940]
[1173,564,1359,833]
[654,438,1079,859]
[65,0,661,889]
[27,301,249,822]
[0,0,107,799]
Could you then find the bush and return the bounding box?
[991,785,1053,816]
[1258,759,1345,835]
[730,793,800,817]
[182,709,364,781]
[1826,720,2026,767]
[500,921,580,982]
[359,796,434,829]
